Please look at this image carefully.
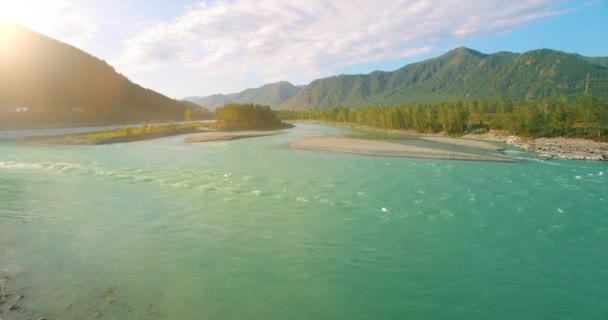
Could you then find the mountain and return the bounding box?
[0,21,197,128]
[578,55,608,67]
[279,47,608,110]
[186,81,302,110]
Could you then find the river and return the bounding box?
[1,123,606,319]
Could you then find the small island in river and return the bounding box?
[185,103,291,143]
[25,122,206,145]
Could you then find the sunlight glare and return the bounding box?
[0,17,19,45]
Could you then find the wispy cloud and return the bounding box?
[114,0,576,95]
[0,0,99,47]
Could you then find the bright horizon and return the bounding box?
[1,0,607,98]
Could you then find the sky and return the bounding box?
[0,0,607,98]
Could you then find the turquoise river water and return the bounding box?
[1,124,607,319]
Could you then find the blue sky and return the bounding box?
[1,0,607,98]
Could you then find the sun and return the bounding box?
[0,17,19,45]
[0,0,31,43]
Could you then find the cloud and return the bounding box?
[0,0,99,47]
[115,0,577,94]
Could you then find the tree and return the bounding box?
[184,109,193,122]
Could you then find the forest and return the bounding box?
[215,103,289,130]
[278,95,608,140]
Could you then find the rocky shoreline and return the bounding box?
[504,136,608,161]
[0,271,142,320]
[462,131,608,161]
[0,274,27,320]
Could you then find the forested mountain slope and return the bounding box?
[279,47,608,110]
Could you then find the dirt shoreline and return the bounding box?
[290,136,516,162]
[183,131,283,143]
[292,121,608,161]
[22,127,284,146]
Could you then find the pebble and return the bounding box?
[505,137,608,161]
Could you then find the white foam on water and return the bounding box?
[252,190,262,196]
[296,196,309,203]
[523,157,563,166]
[557,208,564,213]
[504,149,525,154]
[381,207,389,213]
[599,171,604,176]
[575,175,582,180]
[0,160,82,172]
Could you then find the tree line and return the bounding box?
[215,103,286,130]
[278,95,608,140]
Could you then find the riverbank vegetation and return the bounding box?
[26,122,207,145]
[214,103,292,130]
[25,103,294,145]
[278,95,608,141]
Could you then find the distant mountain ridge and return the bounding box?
[185,81,302,110]
[277,47,608,110]
[578,55,608,67]
[0,21,201,128]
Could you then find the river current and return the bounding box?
[1,124,606,319]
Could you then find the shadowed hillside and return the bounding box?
[0,21,197,128]
[185,81,301,110]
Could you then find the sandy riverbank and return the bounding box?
[292,121,502,150]
[184,131,283,143]
[290,136,516,162]
[292,121,608,161]
[420,136,503,151]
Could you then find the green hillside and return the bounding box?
[279,47,608,110]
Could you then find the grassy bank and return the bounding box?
[26,122,209,145]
